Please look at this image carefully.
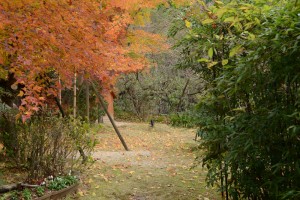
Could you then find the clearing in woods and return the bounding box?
[78,121,221,200]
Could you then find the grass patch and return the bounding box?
[77,122,221,200]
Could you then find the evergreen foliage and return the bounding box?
[172,0,300,199]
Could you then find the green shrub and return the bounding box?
[172,0,300,199]
[152,115,169,124]
[114,109,143,122]
[170,112,199,128]
[0,111,96,181]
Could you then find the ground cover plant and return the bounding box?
[0,175,78,200]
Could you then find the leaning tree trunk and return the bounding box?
[91,81,129,151]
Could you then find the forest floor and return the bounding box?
[77,121,221,200]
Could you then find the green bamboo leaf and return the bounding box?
[222,59,229,66]
[215,1,224,5]
[240,6,250,10]
[248,33,256,40]
[208,48,213,59]
[229,45,243,58]
[207,61,218,69]
[198,58,210,62]
[234,22,243,31]
[254,17,261,25]
[215,8,228,18]
[202,18,214,24]
[224,16,235,23]
[244,22,254,30]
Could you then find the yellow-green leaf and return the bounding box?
[229,45,243,58]
[215,8,228,18]
[0,67,8,79]
[215,1,224,5]
[234,22,243,31]
[207,61,218,69]
[244,22,254,30]
[254,17,261,25]
[224,16,235,23]
[214,34,224,40]
[222,59,229,66]
[198,58,209,62]
[208,48,214,59]
[185,20,192,28]
[202,18,214,24]
[240,6,250,10]
[248,33,256,40]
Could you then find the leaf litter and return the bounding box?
[77,122,221,200]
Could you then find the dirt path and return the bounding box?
[78,122,220,200]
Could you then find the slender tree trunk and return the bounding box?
[73,72,77,118]
[220,161,224,198]
[176,79,190,112]
[59,76,62,105]
[86,81,90,122]
[55,97,65,117]
[91,82,129,151]
[225,164,229,200]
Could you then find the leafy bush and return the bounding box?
[114,109,142,122]
[170,112,200,128]
[152,115,169,124]
[0,111,96,181]
[173,0,300,199]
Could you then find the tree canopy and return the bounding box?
[0,0,181,121]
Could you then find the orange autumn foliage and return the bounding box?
[0,0,189,121]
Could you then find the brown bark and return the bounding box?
[86,81,90,122]
[91,82,129,151]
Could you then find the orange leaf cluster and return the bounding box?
[0,0,191,120]
[0,1,132,117]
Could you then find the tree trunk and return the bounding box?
[73,72,77,118]
[176,79,190,112]
[86,81,90,122]
[59,76,62,105]
[91,82,129,151]
[55,97,65,117]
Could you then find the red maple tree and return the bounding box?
[0,0,188,121]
